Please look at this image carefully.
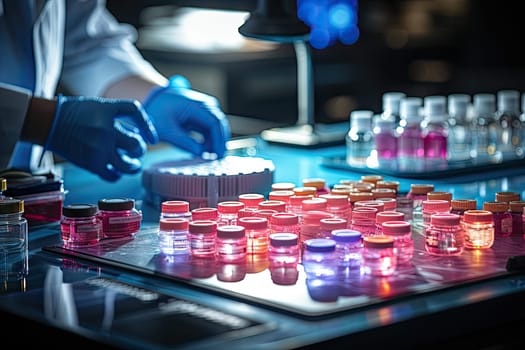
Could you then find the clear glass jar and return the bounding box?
[217,201,245,226]
[0,199,28,281]
[269,212,300,237]
[301,210,334,244]
[160,200,191,220]
[381,220,413,264]
[462,210,494,249]
[331,229,362,273]
[238,216,269,255]
[61,204,101,246]
[302,238,338,280]
[421,199,451,229]
[98,198,142,239]
[188,220,217,258]
[362,236,396,277]
[268,233,300,285]
[346,110,374,167]
[158,218,190,255]
[482,201,512,237]
[350,206,378,238]
[318,193,351,224]
[425,213,464,256]
[216,225,247,263]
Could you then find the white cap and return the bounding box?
[448,94,470,117]
[424,95,447,121]
[497,89,520,115]
[473,93,495,116]
[400,97,423,125]
[382,92,406,115]
[350,110,373,130]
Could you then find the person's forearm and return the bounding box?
[20,96,57,146]
[103,75,167,102]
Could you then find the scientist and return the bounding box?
[0,0,230,181]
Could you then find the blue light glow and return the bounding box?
[298,0,359,49]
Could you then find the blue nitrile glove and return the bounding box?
[45,95,158,181]
[143,76,231,159]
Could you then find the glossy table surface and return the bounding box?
[2,136,525,349]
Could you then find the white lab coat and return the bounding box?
[0,0,163,171]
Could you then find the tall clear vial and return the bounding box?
[381,91,406,125]
[346,110,374,167]
[495,90,522,160]
[421,96,448,161]
[373,114,398,160]
[158,218,190,255]
[471,93,498,162]
[0,199,28,281]
[447,93,473,161]
[397,97,424,171]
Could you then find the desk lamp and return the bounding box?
[239,0,348,147]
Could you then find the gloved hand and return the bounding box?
[45,95,158,181]
[143,76,231,159]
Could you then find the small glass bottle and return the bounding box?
[330,229,362,274]
[302,238,338,281]
[238,216,270,255]
[471,93,498,162]
[268,233,300,285]
[482,201,512,237]
[397,97,424,170]
[462,210,494,249]
[361,236,396,277]
[395,196,414,222]
[238,193,265,210]
[0,199,28,280]
[450,199,477,219]
[425,213,464,256]
[346,110,374,167]
[375,210,405,235]
[61,204,101,246]
[188,220,217,258]
[191,207,218,221]
[382,91,406,124]
[217,201,245,226]
[319,217,348,239]
[421,95,448,160]
[318,193,351,223]
[381,220,413,264]
[447,93,472,162]
[509,201,525,235]
[373,114,398,159]
[160,200,191,220]
[495,89,522,160]
[350,206,378,238]
[421,199,451,229]
[407,183,435,224]
[98,198,142,239]
[216,225,247,263]
[158,218,190,255]
[269,212,300,237]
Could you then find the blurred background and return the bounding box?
[106,0,525,136]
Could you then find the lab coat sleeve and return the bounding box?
[0,82,32,169]
[60,0,165,97]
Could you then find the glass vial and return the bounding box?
[158,218,190,255]
[421,199,451,229]
[362,236,396,277]
[269,212,300,237]
[319,217,348,239]
[191,207,218,221]
[450,199,478,218]
[238,193,265,210]
[0,199,28,281]
[471,93,498,162]
[350,206,378,238]
[61,204,101,246]
[407,183,435,224]
[425,213,464,256]
[216,225,247,263]
[421,96,448,161]
[188,220,217,258]
[462,210,494,249]
[302,238,338,281]
[238,216,269,255]
[268,233,300,285]
[381,220,413,264]
[447,93,473,162]
[397,97,424,171]
[161,200,192,220]
[217,201,245,226]
[346,110,374,167]
[375,210,405,235]
[331,229,362,273]
[509,201,525,235]
[482,201,512,237]
[98,198,142,239]
[495,90,522,160]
